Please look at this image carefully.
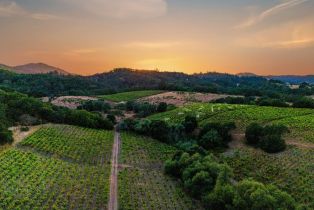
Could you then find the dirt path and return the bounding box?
[108,128,120,210]
[287,140,314,149]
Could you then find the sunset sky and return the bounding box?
[0,0,313,75]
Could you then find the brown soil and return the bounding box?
[50,96,98,109]
[108,128,120,210]
[139,91,240,107]
[286,139,314,149]
[9,125,42,146]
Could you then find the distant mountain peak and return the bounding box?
[0,62,70,75]
[13,63,70,75]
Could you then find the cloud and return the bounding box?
[125,41,181,49]
[235,17,314,49]
[236,0,309,29]
[0,1,25,17]
[0,1,60,20]
[70,0,168,19]
[30,13,60,20]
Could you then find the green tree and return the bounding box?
[198,129,223,149]
[183,115,198,133]
[245,123,264,145]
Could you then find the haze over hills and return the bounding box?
[0,63,70,75]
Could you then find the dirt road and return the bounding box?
[108,128,120,210]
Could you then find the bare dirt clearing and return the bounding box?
[9,125,43,146]
[50,96,98,109]
[139,91,239,106]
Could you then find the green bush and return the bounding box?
[183,115,198,133]
[198,129,223,149]
[234,179,297,210]
[245,123,288,153]
[157,102,168,112]
[245,123,264,145]
[78,100,111,112]
[0,127,13,144]
[259,134,286,153]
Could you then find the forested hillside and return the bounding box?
[1,68,313,98]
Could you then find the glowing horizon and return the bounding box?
[1,0,313,76]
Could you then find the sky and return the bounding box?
[0,0,313,75]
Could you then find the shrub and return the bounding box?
[157,102,168,112]
[234,179,297,210]
[204,184,236,210]
[200,122,236,143]
[198,129,223,149]
[20,127,30,132]
[106,114,116,124]
[245,123,288,153]
[245,123,264,145]
[150,120,170,142]
[259,134,286,153]
[183,115,198,133]
[0,127,13,144]
[293,97,314,108]
[78,100,111,112]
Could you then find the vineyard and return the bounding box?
[118,133,203,210]
[223,146,314,209]
[0,124,113,210]
[98,90,164,102]
[148,103,247,124]
[149,103,314,143]
[20,125,114,164]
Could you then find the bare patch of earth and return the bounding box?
[139,91,240,106]
[9,125,43,146]
[50,96,98,109]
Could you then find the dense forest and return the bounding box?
[1,68,313,98]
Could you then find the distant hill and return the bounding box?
[13,63,70,75]
[0,63,70,75]
[268,75,314,84]
[237,72,258,77]
[0,64,15,72]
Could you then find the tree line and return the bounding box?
[0,89,113,144]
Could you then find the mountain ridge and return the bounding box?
[0,62,70,75]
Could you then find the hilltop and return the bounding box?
[0,62,70,75]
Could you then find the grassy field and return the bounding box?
[149,103,314,143]
[118,132,203,210]
[98,90,164,102]
[222,146,314,209]
[0,124,113,210]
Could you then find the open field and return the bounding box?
[0,124,113,210]
[98,90,164,102]
[149,103,314,143]
[118,133,203,210]
[139,91,235,106]
[222,146,314,209]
